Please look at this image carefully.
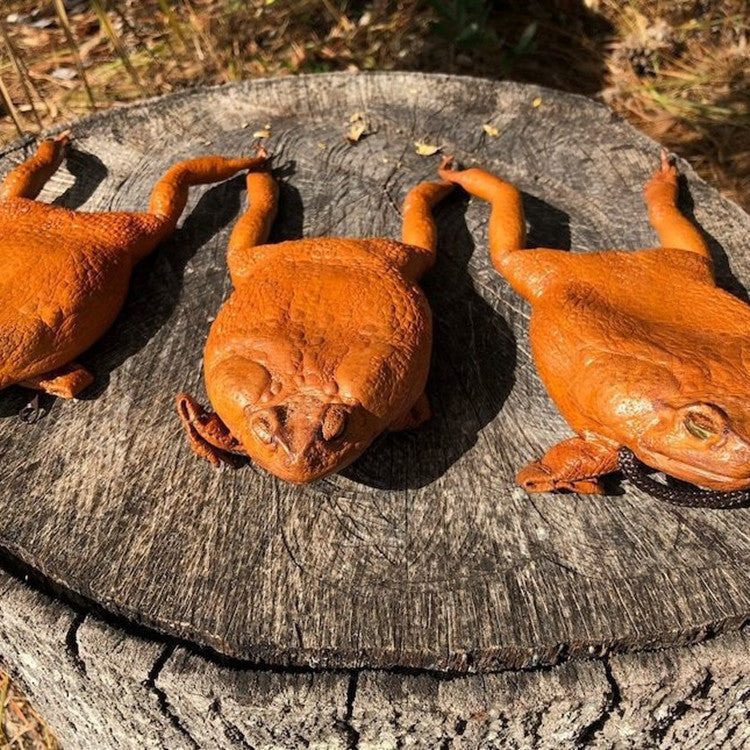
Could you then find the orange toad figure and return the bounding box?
[176,160,453,483]
[0,133,266,401]
[439,152,750,504]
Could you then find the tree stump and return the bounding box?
[1,73,749,746]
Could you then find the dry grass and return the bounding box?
[0,0,747,206]
[0,0,747,745]
[601,0,749,209]
[0,672,58,750]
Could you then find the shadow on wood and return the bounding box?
[80,175,248,400]
[345,190,517,490]
[52,146,107,210]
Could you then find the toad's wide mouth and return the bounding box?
[634,446,750,491]
[247,441,368,485]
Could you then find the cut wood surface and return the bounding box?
[1,73,750,670]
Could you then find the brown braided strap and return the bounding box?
[618,447,750,509]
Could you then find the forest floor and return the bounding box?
[0,0,748,746]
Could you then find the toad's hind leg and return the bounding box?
[227,160,279,284]
[139,150,271,262]
[438,156,525,265]
[0,131,69,200]
[437,157,565,301]
[645,149,711,265]
[399,176,454,280]
[517,437,618,495]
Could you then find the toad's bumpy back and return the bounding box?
[439,153,750,505]
[176,159,454,483]
[0,134,266,399]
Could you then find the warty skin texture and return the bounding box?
[439,152,750,494]
[176,164,453,483]
[0,133,267,399]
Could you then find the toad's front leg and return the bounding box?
[18,362,93,399]
[176,392,245,466]
[517,436,619,495]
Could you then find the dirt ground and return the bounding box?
[0,0,748,746]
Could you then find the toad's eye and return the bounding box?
[251,414,275,444]
[253,417,273,443]
[321,404,348,442]
[684,413,716,440]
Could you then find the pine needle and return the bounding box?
[0,73,24,137]
[52,0,96,109]
[0,21,43,126]
[90,0,145,95]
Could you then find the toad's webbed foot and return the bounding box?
[517,437,618,495]
[18,362,93,399]
[176,392,245,467]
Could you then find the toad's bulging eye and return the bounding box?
[252,415,274,444]
[684,413,716,440]
[322,404,348,442]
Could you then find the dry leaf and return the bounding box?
[346,121,367,143]
[532,97,543,108]
[414,141,441,156]
[349,111,365,123]
[51,67,77,80]
[253,129,271,138]
[482,123,500,137]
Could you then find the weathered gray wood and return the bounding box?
[351,662,611,748]
[1,73,750,670]
[2,567,749,748]
[0,570,193,748]
[157,649,352,748]
[603,632,750,748]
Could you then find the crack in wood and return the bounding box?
[335,670,361,750]
[574,657,622,747]
[64,611,87,676]
[649,668,715,745]
[145,644,199,749]
[209,700,253,750]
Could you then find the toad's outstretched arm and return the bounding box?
[516,437,619,495]
[176,392,245,466]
